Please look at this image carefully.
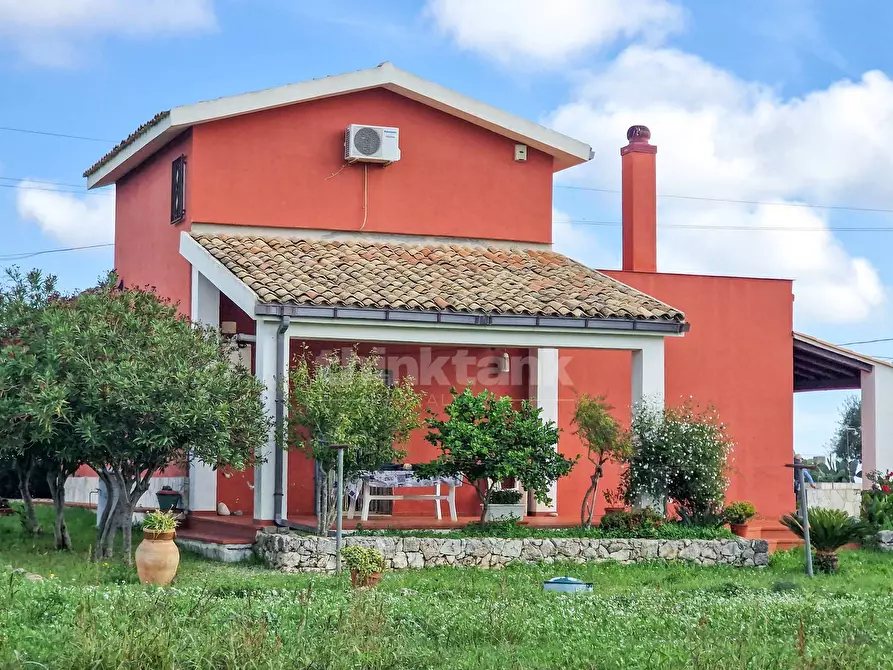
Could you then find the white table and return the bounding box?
[347,471,462,522]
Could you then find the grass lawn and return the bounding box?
[3,505,893,669]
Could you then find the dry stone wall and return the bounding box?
[255,530,770,572]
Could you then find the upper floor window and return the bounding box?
[170,155,186,223]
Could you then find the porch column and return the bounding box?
[188,269,219,512]
[861,364,893,487]
[529,348,560,514]
[254,319,288,521]
[631,338,665,410]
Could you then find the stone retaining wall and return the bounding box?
[878,530,893,551]
[806,483,861,517]
[255,530,770,572]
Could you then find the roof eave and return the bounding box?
[85,62,592,187]
[256,302,686,334]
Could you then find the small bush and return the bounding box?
[598,508,665,532]
[142,510,178,533]
[341,545,384,583]
[723,501,757,526]
[489,489,523,505]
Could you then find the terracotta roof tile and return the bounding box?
[191,233,685,324]
[83,111,171,178]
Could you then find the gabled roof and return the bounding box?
[84,62,593,188]
[189,233,686,331]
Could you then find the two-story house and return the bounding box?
[73,63,893,545]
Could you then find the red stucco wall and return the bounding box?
[188,88,554,243]
[114,132,194,316]
[555,272,795,522]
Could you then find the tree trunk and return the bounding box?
[46,467,72,550]
[14,456,41,535]
[94,470,119,561]
[316,468,339,536]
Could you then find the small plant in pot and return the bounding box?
[135,510,180,586]
[342,545,385,588]
[485,488,525,522]
[781,508,866,574]
[0,498,14,517]
[602,486,627,515]
[723,501,756,537]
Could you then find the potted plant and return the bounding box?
[342,545,385,587]
[485,488,526,522]
[135,510,180,586]
[781,508,866,573]
[602,486,628,515]
[723,501,757,537]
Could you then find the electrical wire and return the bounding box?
[0,243,113,262]
[838,338,893,346]
[552,218,893,233]
[555,184,893,215]
[0,125,113,143]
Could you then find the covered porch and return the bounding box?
[178,230,687,530]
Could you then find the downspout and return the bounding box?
[273,314,292,527]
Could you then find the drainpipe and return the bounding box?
[273,315,293,528]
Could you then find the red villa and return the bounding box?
[71,63,893,545]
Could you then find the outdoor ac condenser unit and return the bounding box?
[344,124,401,163]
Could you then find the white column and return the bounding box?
[631,338,665,410]
[253,319,288,521]
[188,268,220,512]
[861,365,893,488]
[529,348,559,514]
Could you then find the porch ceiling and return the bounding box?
[187,232,687,333]
[793,332,881,392]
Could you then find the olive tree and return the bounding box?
[48,274,269,562]
[417,386,577,525]
[0,268,69,539]
[286,350,422,536]
[573,394,631,528]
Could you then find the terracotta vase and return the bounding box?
[135,530,180,586]
[604,506,627,515]
[730,523,750,538]
[350,570,382,588]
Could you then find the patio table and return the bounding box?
[347,470,463,521]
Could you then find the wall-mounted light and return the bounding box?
[500,351,510,373]
[221,321,237,335]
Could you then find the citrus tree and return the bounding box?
[417,386,577,525]
[573,394,631,528]
[286,350,422,536]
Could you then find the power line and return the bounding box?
[0,243,113,262]
[0,125,114,143]
[555,184,893,216]
[0,183,112,196]
[553,218,893,233]
[838,337,893,346]
[0,176,91,189]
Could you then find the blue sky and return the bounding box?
[2,0,890,455]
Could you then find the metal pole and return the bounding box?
[335,446,345,574]
[798,466,814,578]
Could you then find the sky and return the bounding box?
[1,0,891,456]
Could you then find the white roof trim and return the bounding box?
[179,232,258,316]
[87,62,593,188]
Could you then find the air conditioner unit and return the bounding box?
[344,124,401,163]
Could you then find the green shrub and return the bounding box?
[781,509,867,573]
[626,400,733,517]
[489,489,523,505]
[723,501,757,525]
[861,490,893,531]
[598,508,664,532]
[341,545,384,582]
[141,510,178,533]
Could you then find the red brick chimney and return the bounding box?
[621,125,657,273]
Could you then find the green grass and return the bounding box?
[3,505,893,669]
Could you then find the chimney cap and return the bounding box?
[626,125,651,143]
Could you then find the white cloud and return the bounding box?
[549,46,889,324]
[426,0,683,65]
[0,0,216,66]
[17,182,114,246]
